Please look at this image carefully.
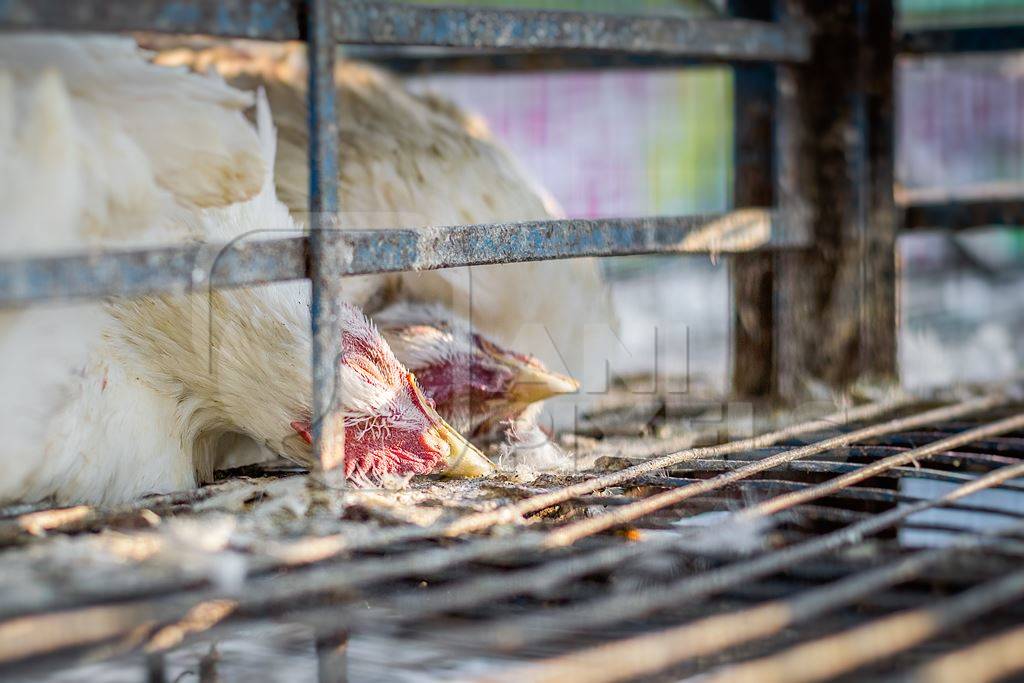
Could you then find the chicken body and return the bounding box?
[0,37,489,505]
[153,42,619,387]
[0,35,267,504]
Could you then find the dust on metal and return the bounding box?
[0,211,797,308]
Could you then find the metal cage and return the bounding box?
[2,1,1024,681]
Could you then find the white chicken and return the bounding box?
[152,40,619,397]
[0,36,491,505]
[0,34,264,504]
[375,301,577,434]
[0,35,264,254]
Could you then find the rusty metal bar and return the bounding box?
[335,2,808,61]
[442,395,911,536]
[305,0,346,474]
[352,50,708,75]
[0,1,811,64]
[729,0,778,398]
[740,412,1024,518]
[644,474,1024,515]
[0,211,797,309]
[698,568,1024,683]
[910,624,1024,683]
[434,457,1024,655]
[542,394,1010,547]
[483,523,1024,683]
[901,25,1024,55]
[902,198,1024,231]
[773,0,898,400]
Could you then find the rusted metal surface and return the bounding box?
[334,2,809,62]
[305,0,346,475]
[487,524,1024,683]
[773,0,898,401]
[0,0,299,39]
[0,237,307,308]
[0,0,810,63]
[902,198,1024,231]
[729,0,777,398]
[912,624,1024,683]
[901,25,1024,55]
[898,183,1024,230]
[0,211,799,308]
[2,391,1024,680]
[350,49,707,74]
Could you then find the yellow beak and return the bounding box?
[409,374,494,477]
[502,356,580,406]
[426,416,495,477]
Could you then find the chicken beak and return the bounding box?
[497,354,580,405]
[427,416,495,477]
[408,373,494,477]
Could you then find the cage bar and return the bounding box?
[901,24,1024,54]
[0,1,810,63]
[305,0,346,474]
[0,211,796,308]
[1,1,1022,680]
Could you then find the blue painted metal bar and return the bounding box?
[0,0,810,64]
[901,25,1024,55]
[334,2,809,62]
[902,197,1024,231]
[347,49,705,74]
[305,0,346,474]
[0,211,799,308]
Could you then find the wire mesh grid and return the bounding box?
[1,389,1023,681]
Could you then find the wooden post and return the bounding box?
[731,0,898,400]
[729,0,777,398]
[771,0,898,400]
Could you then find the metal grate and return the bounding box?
[1,391,1024,681]
[2,2,1024,679]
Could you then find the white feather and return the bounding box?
[0,36,269,504]
[151,42,619,402]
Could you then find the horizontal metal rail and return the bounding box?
[901,25,1024,55]
[0,1,810,63]
[898,183,1024,231]
[352,49,711,75]
[902,198,1024,231]
[0,210,796,308]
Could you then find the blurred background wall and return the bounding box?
[371,0,1024,392]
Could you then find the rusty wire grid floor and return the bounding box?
[4,386,1024,682]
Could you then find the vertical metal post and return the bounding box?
[306,5,351,674]
[863,0,899,386]
[145,652,167,683]
[305,0,346,475]
[317,634,349,683]
[729,0,777,397]
[773,0,898,400]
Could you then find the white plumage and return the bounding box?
[152,41,619,386]
[0,35,268,504]
[0,36,490,505]
[0,36,264,254]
